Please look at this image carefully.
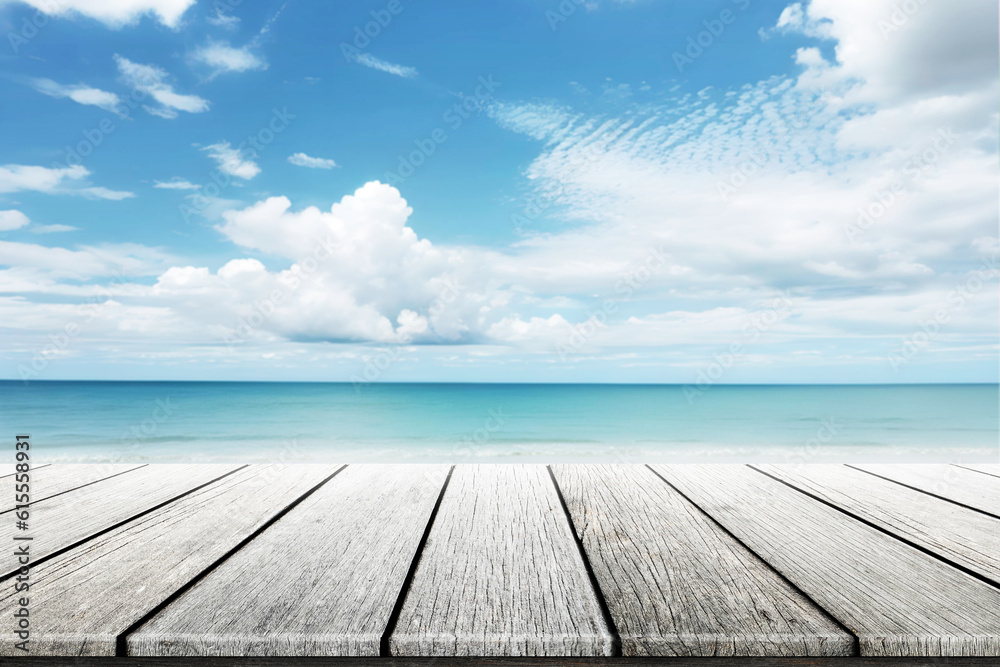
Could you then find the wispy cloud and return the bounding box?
[0,164,134,200]
[250,0,290,46]
[153,179,200,190]
[354,53,418,79]
[287,152,339,169]
[30,224,79,234]
[114,55,210,119]
[78,187,135,200]
[206,8,239,29]
[202,143,260,180]
[192,41,267,78]
[28,78,121,114]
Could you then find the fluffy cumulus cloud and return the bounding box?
[148,182,498,345]
[0,210,30,231]
[114,55,209,119]
[5,0,196,27]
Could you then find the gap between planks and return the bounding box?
[748,465,1000,593]
[119,465,348,655]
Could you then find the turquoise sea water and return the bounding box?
[1,382,997,463]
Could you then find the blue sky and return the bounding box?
[0,0,997,383]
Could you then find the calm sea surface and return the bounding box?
[1,382,997,463]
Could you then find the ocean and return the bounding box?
[1,381,997,463]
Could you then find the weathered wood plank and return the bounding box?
[0,464,146,513]
[0,462,50,478]
[0,464,340,656]
[754,464,1000,585]
[390,465,615,657]
[957,464,1000,478]
[550,465,853,657]
[10,657,1000,667]
[0,464,242,574]
[128,464,451,657]
[651,464,1000,657]
[849,464,1000,517]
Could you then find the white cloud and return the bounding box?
[191,41,267,77]
[114,55,210,119]
[0,241,173,280]
[5,0,196,28]
[0,164,86,194]
[153,179,199,190]
[202,142,260,180]
[782,0,997,104]
[31,224,79,234]
[473,2,997,365]
[0,210,30,231]
[29,78,121,113]
[79,186,136,200]
[206,8,239,29]
[3,0,995,380]
[287,152,338,170]
[354,53,418,79]
[143,182,496,345]
[0,164,134,199]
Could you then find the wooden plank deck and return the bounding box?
[549,465,853,657]
[129,465,449,657]
[389,465,615,657]
[849,464,1000,517]
[652,465,1000,657]
[0,464,144,513]
[1,464,998,661]
[752,464,1000,585]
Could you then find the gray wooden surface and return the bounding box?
[2,463,1000,659]
[0,464,241,574]
[0,464,146,514]
[958,464,1000,478]
[389,465,615,657]
[850,464,1000,517]
[0,462,50,477]
[16,656,1000,667]
[549,465,853,657]
[0,464,339,656]
[754,464,1000,584]
[651,464,1000,657]
[128,465,451,657]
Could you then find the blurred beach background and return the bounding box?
[2,381,996,464]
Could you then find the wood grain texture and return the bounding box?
[128,464,451,657]
[755,464,1000,585]
[549,465,852,657]
[10,657,1000,667]
[850,464,1000,517]
[0,464,146,513]
[0,464,339,656]
[0,462,50,478]
[0,464,241,575]
[390,465,615,657]
[958,464,1000,479]
[652,464,1000,657]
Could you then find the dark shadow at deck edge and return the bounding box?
[4,656,1000,666]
